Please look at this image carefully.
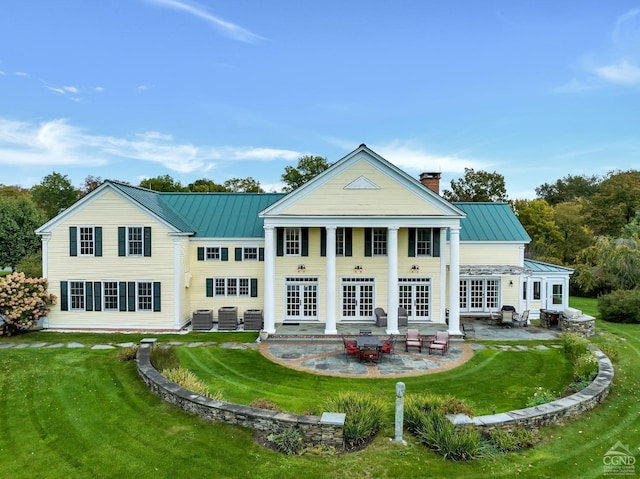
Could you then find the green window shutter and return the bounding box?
[153,282,161,312]
[250,278,258,298]
[95,227,102,257]
[69,227,77,256]
[276,228,284,256]
[235,247,242,261]
[259,247,264,261]
[206,278,214,297]
[197,247,205,261]
[144,227,152,257]
[221,248,229,261]
[85,282,93,312]
[408,228,416,257]
[345,228,353,257]
[301,228,309,257]
[119,282,127,311]
[127,282,136,312]
[118,227,126,256]
[94,282,102,311]
[433,228,441,257]
[364,228,372,257]
[60,281,68,311]
[320,228,326,257]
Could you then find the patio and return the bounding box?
[257,319,561,378]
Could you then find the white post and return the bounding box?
[448,226,462,335]
[325,226,337,335]
[387,226,399,335]
[263,226,276,334]
[173,236,182,330]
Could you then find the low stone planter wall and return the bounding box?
[560,315,596,338]
[451,346,613,431]
[136,340,345,448]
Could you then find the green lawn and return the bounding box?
[0,298,638,478]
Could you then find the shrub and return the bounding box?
[598,289,640,323]
[525,387,559,407]
[161,367,223,400]
[323,392,385,448]
[267,429,305,455]
[149,345,180,371]
[405,393,474,433]
[487,427,536,452]
[573,353,599,382]
[116,345,139,361]
[416,410,482,461]
[0,272,56,336]
[561,332,590,360]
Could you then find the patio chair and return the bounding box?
[381,336,395,357]
[342,336,359,358]
[359,329,372,336]
[488,309,500,324]
[374,307,387,327]
[428,341,447,356]
[461,320,475,338]
[514,310,529,327]
[500,309,515,327]
[398,306,409,327]
[360,347,381,364]
[433,331,450,352]
[405,328,422,352]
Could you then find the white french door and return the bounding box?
[341,277,375,321]
[398,277,431,321]
[284,277,318,321]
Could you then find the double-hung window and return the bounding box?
[372,228,387,256]
[128,227,144,256]
[285,228,300,256]
[79,227,95,256]
[137,281,153,311]
[415,228,432,256]
[70,281,85,310]
[243,247,258,261]
[103,281,119,311]
[206,247,220,260]
[213,277,250,297]
[336,227,345,256]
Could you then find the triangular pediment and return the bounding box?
[344,176,379,190]
[260,145,465,220]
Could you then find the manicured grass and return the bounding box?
[0,298,638,478]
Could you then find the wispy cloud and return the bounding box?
[143,0,264,43]
[15,72,30,77]
[594,60,640,85]
[0,117,300,174]
[46,85,81,95]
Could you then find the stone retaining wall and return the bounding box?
[560,316,596,338]
[136,340,345,449]
[451,346,613,431]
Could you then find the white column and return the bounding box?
[387,226,399,335]
[448,226,462,335]
[325,226,337,335]
[263,226,276,334]
[40,233,51,278]
[173,236,182,330]
[439,228,447,322]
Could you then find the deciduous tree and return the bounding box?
[442,168,508,202]
[223,177,263,193]
[587,170,640,237]
[0,197,46,271]
[281,155,331,192]
[139,174,185,192]
[535,174,600,206]
[512,199,562,261]
[30,172,78,219]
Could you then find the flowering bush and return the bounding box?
[0,272,56,336]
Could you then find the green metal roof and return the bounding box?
[454,202,531,242]
[161,192,285,237]
[108,181,195,233]
[524,258,574,274]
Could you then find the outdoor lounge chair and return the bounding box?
[514,310,529,327]
[374,307,387,327]
[433,331,450,352]
[398,306,409,327]
[405,328,422,352]
[461,320,475,338]
[428,341,447,356]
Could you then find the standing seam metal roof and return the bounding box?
[454,202,531,242]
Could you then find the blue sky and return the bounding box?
[1,1,640,198]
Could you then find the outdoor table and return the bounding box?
[356,336,383,364]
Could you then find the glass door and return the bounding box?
[341,277,375,320]
[285,277,318,321]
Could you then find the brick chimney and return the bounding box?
[419,172,441,195]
